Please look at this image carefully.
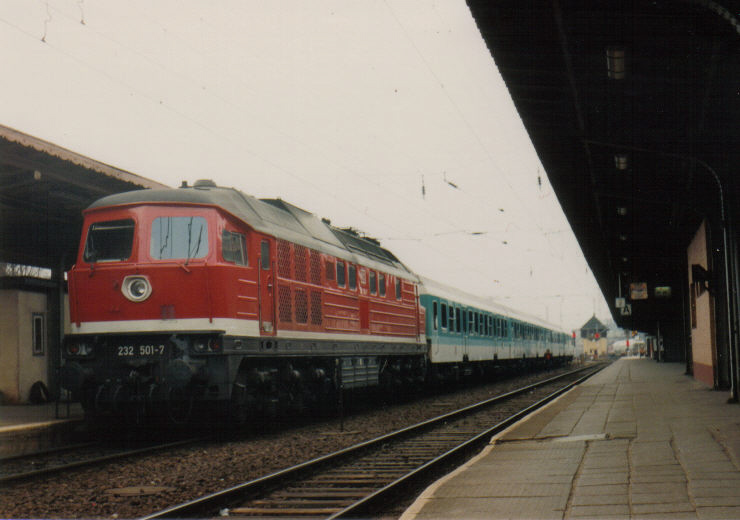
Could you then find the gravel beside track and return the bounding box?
[0,364,591,519]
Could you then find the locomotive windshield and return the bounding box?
[150,216,209,260]
[83,219,135,263]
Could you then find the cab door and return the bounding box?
[258,239,276,336]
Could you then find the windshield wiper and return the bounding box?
[159,217,171,258]
[185,218,203,266]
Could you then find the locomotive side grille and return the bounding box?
[277,239,291,279]
[295,288,308,323]
[294,244,308,282]
[309,249,321,285]
[310,290,322,325]
[278,284,292,322]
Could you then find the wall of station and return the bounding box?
[0,287,69,403]
[583,337,608,359]
[687,220,716,388]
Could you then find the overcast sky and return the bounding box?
[0,0,612,330]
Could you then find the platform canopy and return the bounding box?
[0,125,168,272]
[466,0,740,350]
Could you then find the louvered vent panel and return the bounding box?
[295,289,308,324]
[310,291,322,325]
[277,240,291,279]
[309,249,322,285]
[294,245,307,282]
[278,285,292,322]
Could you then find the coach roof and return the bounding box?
[86,182,415,278]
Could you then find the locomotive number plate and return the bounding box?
[117,344,166,357]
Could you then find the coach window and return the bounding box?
[348,264,357,290]
[337,261,346,287]
[468,310,473,334]
[432,301,438,330]
[369,271,377,295]
[222,230,247,265]
[395,279,402,300]
[455,308,462,333]
[448,305,455,331]
[441,303,448,329]
[379,273,386,296]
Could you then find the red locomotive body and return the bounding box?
[61,181,426,422]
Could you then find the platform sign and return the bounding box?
[630,282,648,300]
[615,297,626,309]
[620,303,632,316]
[654,286,672,298]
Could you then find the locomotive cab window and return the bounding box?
[222,230,247,265]
[337,261,346,287]
[260,240,270,269]
[83,219,135,263]
[395,279,402,300]
[151,216,208,260]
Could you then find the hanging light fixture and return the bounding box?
[614,154,629,170]
[606,46,626,79]
[617,206,627,216]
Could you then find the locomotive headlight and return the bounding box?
[66,341,94,356]
[122,275,152,302]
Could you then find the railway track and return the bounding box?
[0,438,203,484]
[143,363,605,519]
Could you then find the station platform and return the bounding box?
[0,401,84,431]
[402,358,740,520]
[0,402,84,458]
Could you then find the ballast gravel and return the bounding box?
[0,365,581,519]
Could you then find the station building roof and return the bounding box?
[466,0,739,350]
[0,125,167,271]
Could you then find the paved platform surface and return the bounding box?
[402,359,740,520]
[0,401,83,432]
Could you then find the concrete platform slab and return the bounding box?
[401,359,740,520]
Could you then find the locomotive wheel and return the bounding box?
[229,372,251,425]
[166,386,194,424]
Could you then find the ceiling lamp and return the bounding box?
[619,234,628,241]
[614,154,629,170]
[606,46,626,79]
[617,206,627,216]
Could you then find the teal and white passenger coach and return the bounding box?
[419,278,573,368]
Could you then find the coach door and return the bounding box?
[258,239,276,336]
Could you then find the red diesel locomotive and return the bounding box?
[61,180,426,421]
